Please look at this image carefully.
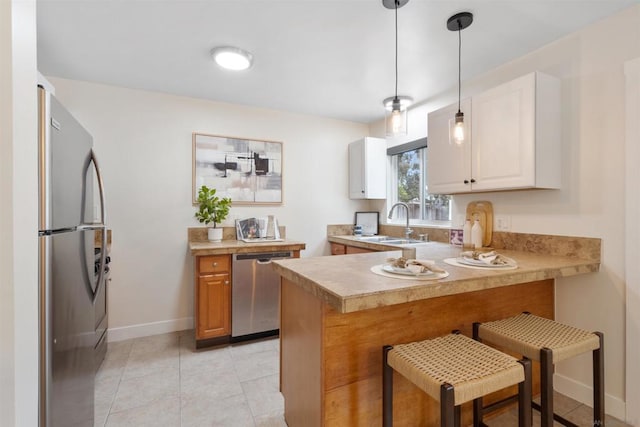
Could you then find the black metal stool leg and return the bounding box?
[383,345,394,427]
[593,332,605,426]
[472,322,481,341]
[472,322,484,427]
[518,358,533,427]
[473,397,483,427]
[540,347,554,427]
[441,383,455,427]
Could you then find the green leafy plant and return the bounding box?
[195,185,232,228]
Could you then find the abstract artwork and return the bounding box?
[193,133,283,205]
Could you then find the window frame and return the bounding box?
[386,141,452,227]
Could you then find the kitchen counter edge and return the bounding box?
[189,239,306,256]
[272,242,600,314]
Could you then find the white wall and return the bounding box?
[624,57,640,427]
[370,5,640,420]
[47,77,369,340]
[0,0,39,425]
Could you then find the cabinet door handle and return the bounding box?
[464,180,470,184]
[212,262,218,267]
[361,190,365,193]
[470,179,476,183]
[224,280,229,285]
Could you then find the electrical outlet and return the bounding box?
[495,215,511,231]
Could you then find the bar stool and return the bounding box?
[473,313,604,427]
[382,332,532,427]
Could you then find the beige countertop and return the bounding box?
[272,240,600,314]
[328,234,429,251]
[189,239,306,256]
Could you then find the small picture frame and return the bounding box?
[354,211,379,236]
[450,229,463,246]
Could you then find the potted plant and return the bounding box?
[195,185,232,242]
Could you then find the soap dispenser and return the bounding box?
[471,217,483,249]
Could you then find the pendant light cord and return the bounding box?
[457,20,462,113]
[394,0,399,100]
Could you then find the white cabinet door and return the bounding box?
[426,99,472,194]
[426,72,560,195]
[472,72,561,191]
[349,137,386,199]
[471,73,536,191]
[349,139,365,199]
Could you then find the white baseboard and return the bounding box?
[107,317,193,342]
[554,373,626,421]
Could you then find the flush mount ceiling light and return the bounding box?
[447,12,473,146]
[210,46,253,71]
[383,0,413,137]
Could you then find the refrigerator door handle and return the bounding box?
[91,149,107,227]
[88,149,107,304]
[77,224,106,231]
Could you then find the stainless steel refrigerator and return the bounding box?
[38,85,107,427]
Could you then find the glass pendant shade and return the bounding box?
[384,96,411,136]
[449,111,466,145]
[386,107,408,136]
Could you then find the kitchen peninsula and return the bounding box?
[272,235,600,426]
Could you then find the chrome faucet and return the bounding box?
[387,202,413,239]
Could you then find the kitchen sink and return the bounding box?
[357,236,392,242]
[357,236,431,246]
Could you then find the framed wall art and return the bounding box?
[192,133,283,205]
[354,211,379,235]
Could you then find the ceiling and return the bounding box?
[37,0,639,124]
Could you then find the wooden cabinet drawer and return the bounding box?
[330,243,346,255]
[345,245,375,254]
[198,255,230,274]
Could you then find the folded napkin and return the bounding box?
[460,250,512,266]
[386,257,446,274]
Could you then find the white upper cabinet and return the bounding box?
[426,99,472,194]
[427,72,561,194]
[349,137,386,199]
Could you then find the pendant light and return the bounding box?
[383,0,413,137]
[447,12,473,145]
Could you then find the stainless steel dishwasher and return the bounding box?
[231,251,292,339]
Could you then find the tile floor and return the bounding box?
[95,331,629,427]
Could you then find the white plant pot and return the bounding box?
[208,227,223,242]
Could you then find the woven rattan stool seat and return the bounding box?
[387,334,524,406]
[477,313,600,364]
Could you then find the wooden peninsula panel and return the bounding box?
[281,278,554,426]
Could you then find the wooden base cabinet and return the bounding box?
[195,255,231,341]
[330,242,376,255]
[281,279,554,426]
[330,243,346,255]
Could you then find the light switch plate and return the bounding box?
[495,215,511,231]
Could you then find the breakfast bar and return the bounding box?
[272,238,600,426]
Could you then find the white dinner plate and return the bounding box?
[457,257,515,268]
[382,264,435,276]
